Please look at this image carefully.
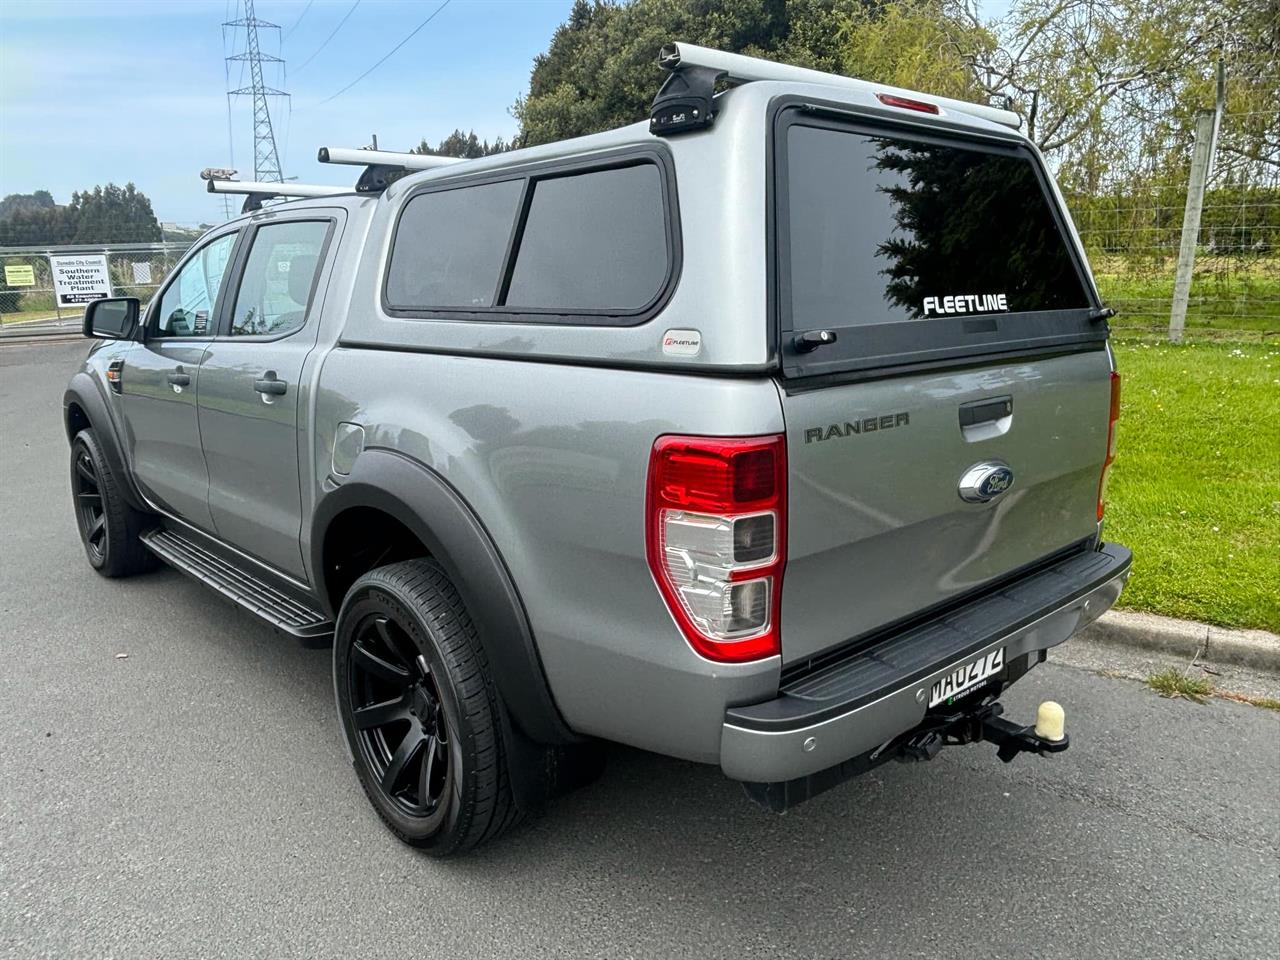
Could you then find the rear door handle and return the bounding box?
[959,395,1013,441]
[254,372,288,396]
[959,395,1012,427]
[166,368,191,387]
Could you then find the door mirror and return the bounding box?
[83,297,139,340]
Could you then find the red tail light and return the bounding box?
[876,93,940,114]
[1097,371,1121,521]
[646,435,786,663]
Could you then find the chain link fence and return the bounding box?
[1068,108,1280,341]
[0,242,193,334]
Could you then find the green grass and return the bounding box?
[1092,256,1280,339]
[1146,668,1214,703]
[0,305,82,326]
[1218,692,1280,712]
[1090,257,1280,340]
[1106,340,1280,631]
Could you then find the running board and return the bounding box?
[141,528,333,640]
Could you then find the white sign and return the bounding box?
[51,255,112,306]
[131,260,153,285]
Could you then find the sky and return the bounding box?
[0,0,577,224]
[0,0,1015,226]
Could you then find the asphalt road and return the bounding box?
[2,340,1277,960]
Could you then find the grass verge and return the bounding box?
[1147,668,1214,703]
[0,306,83,326]
[1217,691,1280,712]
[1106,340,1280,632]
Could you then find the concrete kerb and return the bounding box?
[1080,609,1280,672]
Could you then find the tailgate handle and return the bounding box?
[959,396,1012,428]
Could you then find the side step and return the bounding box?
[141,528,333,640]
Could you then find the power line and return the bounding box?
[293,0,360,75]
[284,0,314,38]
[318,0,451,105]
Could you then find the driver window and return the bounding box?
[228,220,329,337]
[152,232,237,338]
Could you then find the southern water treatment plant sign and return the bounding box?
[50,255,112,306]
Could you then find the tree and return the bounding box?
[839,1,995,103]
[962,0,1278,189]
[411,128,513,158]
[67,183,162,244]
[0,190,55,221]
[513,0,1276,188]
[513,0,867,147]
[0,183,162,246]
[0,205,74,246]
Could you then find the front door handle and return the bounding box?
[254,371,288,396]
[167,368,191,387]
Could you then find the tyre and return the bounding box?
[70,429,157,578]
[333,558,522,856]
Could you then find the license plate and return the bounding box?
[929,647,1005,707]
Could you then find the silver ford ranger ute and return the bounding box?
[63,44,1131,856]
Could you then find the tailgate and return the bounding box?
[771,106,1113,664]
[778,350,1112,663]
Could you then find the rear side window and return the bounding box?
[777,112,1101,376]
[505,165,667,311]
[229,220,330,337]
[386,179,522,309]
[383,154,674,323]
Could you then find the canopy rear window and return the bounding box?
[775,108,1102,378]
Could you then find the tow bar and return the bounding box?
[742,699,1070,813]
[897,699,1070,764]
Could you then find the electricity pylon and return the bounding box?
[224,0,287,183]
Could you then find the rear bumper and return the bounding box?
[720,542,1131,782]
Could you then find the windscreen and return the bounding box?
[784,122,1091,335]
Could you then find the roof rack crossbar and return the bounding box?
[652,41,1021,133]
[206,178,348,213]
[317,147,463,194]
[317,147,462,170]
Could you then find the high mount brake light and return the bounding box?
[646,435,786,663]
[876,93,940,115]
[1097,371,1121,521]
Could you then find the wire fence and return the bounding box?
[0,242,193,333]
[1066,109,1280,341]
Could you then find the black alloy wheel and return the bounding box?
[348,613,452,829]
[334,559,523,855]
[73,445,108,566]
[69,429,156,577]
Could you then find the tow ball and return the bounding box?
[897,700,1070,763]
[982,700,1069,763]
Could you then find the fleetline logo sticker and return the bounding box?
[923,293,1008,317]
[662,329,702,357]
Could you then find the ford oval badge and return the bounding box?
[959,461,1015,503]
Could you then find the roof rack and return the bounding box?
[317,146,462,193]
[650,41,1021,136]
[206,177,349,214]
